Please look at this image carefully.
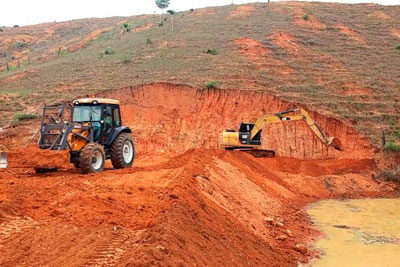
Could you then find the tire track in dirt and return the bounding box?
[85,229,145,267]
[0,216,39,246]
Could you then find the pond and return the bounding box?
[304,198,400,267]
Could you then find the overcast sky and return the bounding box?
[0,0,397,27]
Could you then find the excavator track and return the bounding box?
[241,149,275,158]
[226,148,275,158]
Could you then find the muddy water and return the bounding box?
[306,198,400,267]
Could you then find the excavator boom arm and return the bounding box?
[249,108,337,148]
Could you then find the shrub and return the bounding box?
[16,42,28,49]
[302,13,310,21]
[104,47,115,55]
[15,113,37,122]
[206,48,217,55]
[205,81,217,89]
[383,141,400,152]
[394,129,400,139]
[0,27,3,32]
[121,55,131,64]
[396,43,400,50]
[13,25,19,28]
[373,168,400,183]
[159,21,164,27]
[122,23,131,32]
[146,38,153,45]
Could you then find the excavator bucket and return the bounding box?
[0,145,7,169]
[329,137,343,151]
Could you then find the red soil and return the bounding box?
[267,31,370,95]
[0,83,397,266]
[336,25,366,45]
[391,29,400,38]
[234,37,295,80]
[100,83,374,159]
[368,11,392,19]
[133,23,156,33]
[228,5,256,18]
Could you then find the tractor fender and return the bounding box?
[106,127,132,146]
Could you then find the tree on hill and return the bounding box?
[155,0,170,21]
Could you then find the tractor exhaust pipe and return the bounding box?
[0,145,8,169]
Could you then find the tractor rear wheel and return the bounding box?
[110,133,134,169]
[79,143,105,174]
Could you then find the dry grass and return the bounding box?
[0,2,399,145]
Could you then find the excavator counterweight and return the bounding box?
[220,108,342,157]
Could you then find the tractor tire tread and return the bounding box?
[110,133,134,169]
[79,143,105,174]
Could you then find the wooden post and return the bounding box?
[17,59,20,68]
[382,130,386,147]
[58,47,62,56]
[6,63,9,71]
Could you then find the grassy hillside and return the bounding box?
[0,1,400,145]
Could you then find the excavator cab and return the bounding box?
[238,123,261,146]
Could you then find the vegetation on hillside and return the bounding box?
[0,2,399,146]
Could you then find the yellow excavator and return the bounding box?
[220,108,342,157]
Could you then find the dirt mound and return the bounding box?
[336,25,366,45]
[7,146,70,169]
[293,8,326,29]
[0,148,396,266]
[100,83,373,159]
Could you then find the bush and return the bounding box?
[159,21,164,27]
[122,23,131,32]
[383,141,400,152]
[146,38,153,45]
[205,81,217,89]
[16,42,28,49]
[15,113,37,122]
[0,27,3,32]
[302,13,310,21]
[13,25,19,28]
[121,55,131,64]
[373,168,400,183]
[206,48,217,55]
[396,43,400,50]
[104,47,115,55]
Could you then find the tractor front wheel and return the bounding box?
[79,143,105,174]
[110,133,134,169]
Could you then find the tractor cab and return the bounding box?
[72,98,122,144]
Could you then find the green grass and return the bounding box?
[383,141,400,152]
[15,113,38,122]
[396,43,400,50]
[205,81,218,88]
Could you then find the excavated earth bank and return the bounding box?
[102,83,373,159]
[0,83,397,267]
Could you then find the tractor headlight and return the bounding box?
[73,101,79,105]
[92,100,98,105]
